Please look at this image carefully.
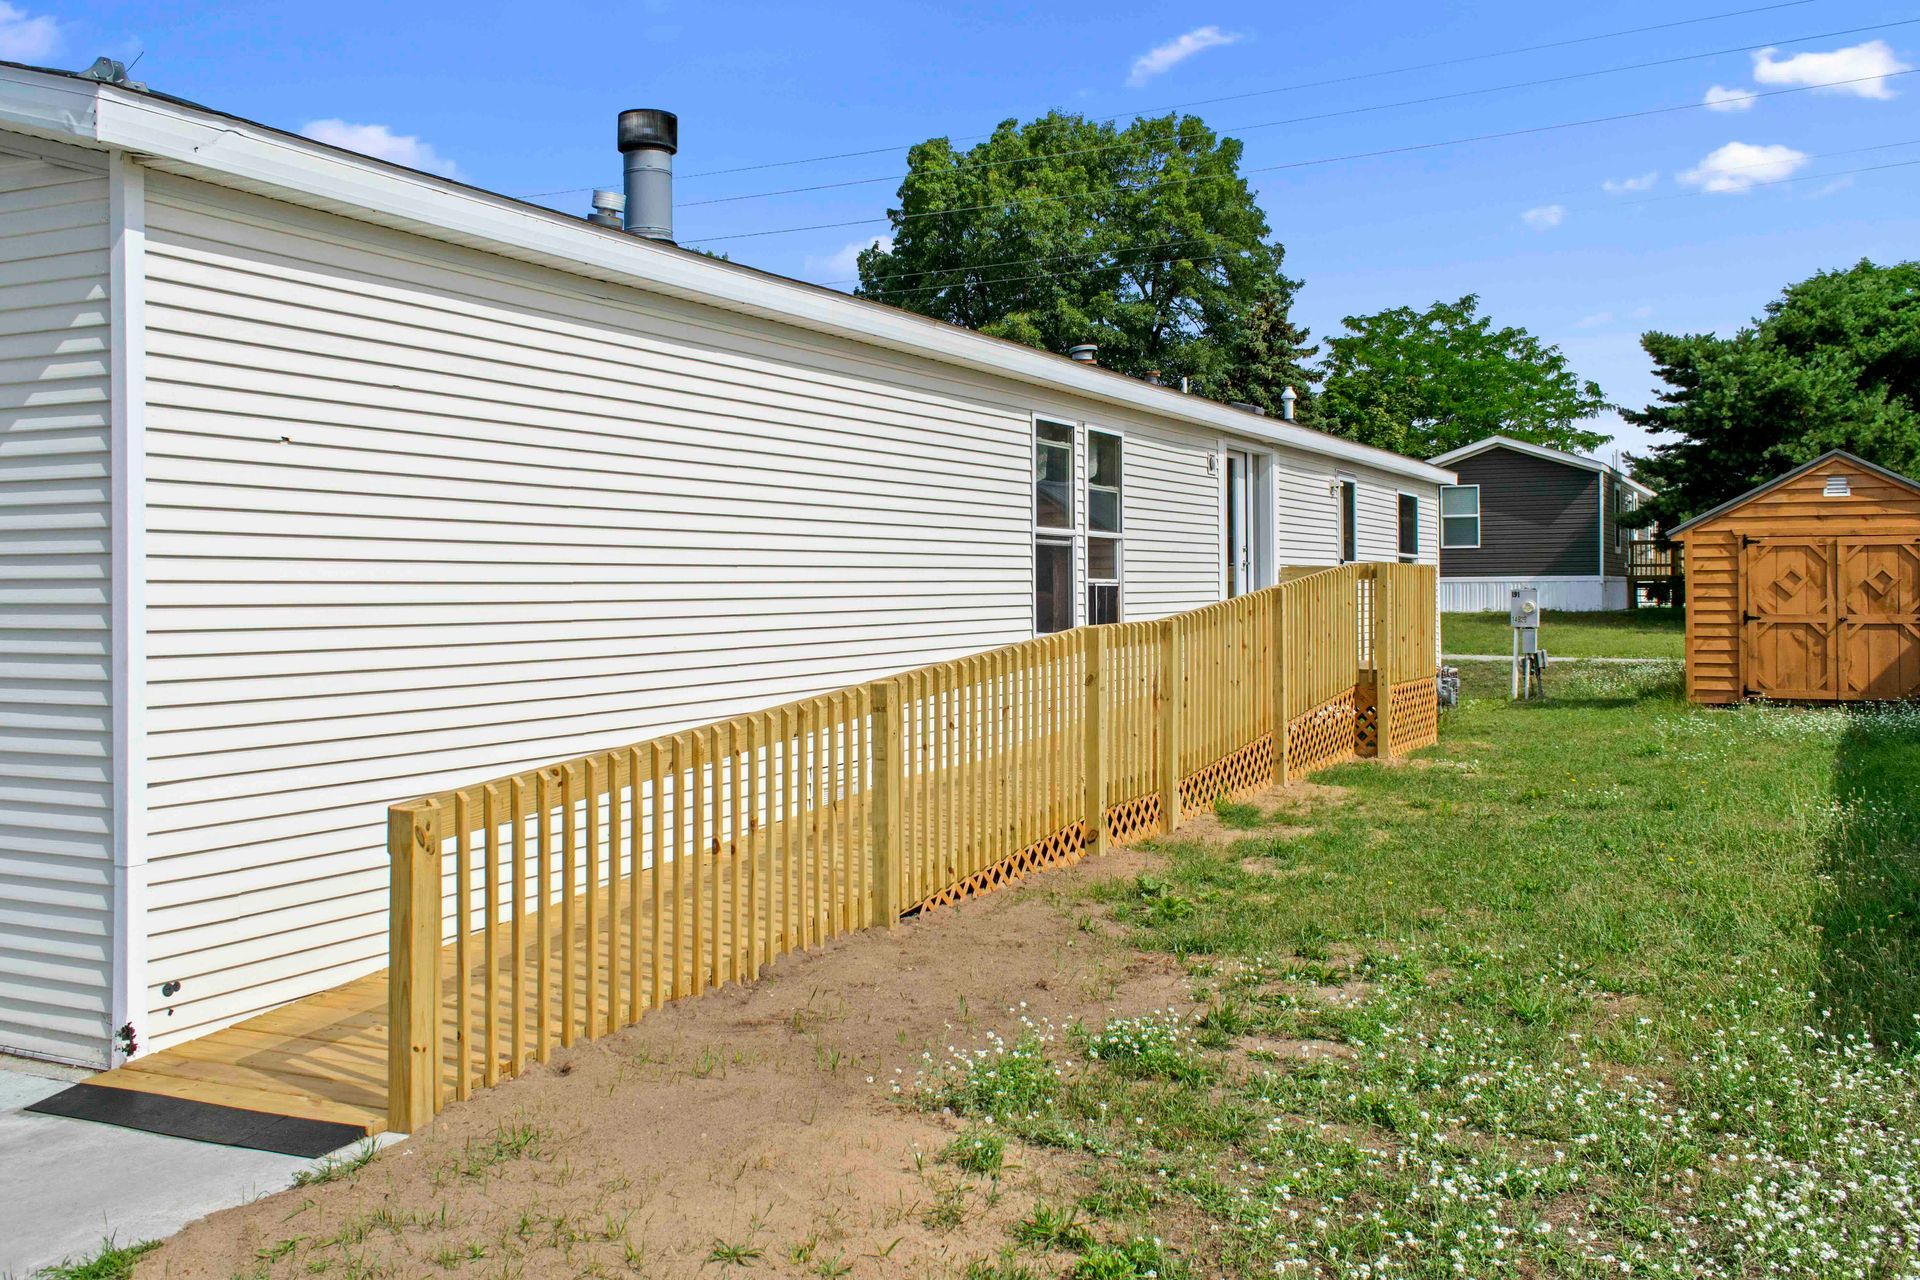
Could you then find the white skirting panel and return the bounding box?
[1441,576,1626,613]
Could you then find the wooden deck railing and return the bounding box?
[1627,541,1682,578]
[387,561,1439,1130]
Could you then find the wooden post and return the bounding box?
[1273,587,1292,786]
[1157,620,1182,833]
[1084,627,1109,858]
[868,679,901,928]
[388,798,441,1133]
[1372,565,1395,758]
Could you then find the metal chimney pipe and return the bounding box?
[1067,344,1098,363]
[617,109,678,242]
[1280,385,1298,422]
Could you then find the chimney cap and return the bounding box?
[591,188,626,212]
[1067,343,1099,363]
[618,109,679,155]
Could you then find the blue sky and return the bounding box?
[14,0,1918,458]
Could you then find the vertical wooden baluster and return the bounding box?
[607,753,624,1034]
[673,736,690,1001]
[710,724,727,990]
[690,729,708,996]
[811,699,827,942]
[510,778,526,1076]
[728,723,744,981]
[483,784,499,1088]
[842,693,857,933]
[648,742,665,1011]
[560,765,579,1048]
[747,715,763,980]
[453,790,472,1102]
[536,771,553,1063]
[628,747,643,1024]
[583,758,600,1041]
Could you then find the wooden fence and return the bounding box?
[386,561,1438,1130]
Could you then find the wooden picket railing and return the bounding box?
[386,562,1438,1130]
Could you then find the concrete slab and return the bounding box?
[0,1059,338,1278]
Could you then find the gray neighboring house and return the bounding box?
[1429,436,1653,612]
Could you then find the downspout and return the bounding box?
[107,151,148,1066]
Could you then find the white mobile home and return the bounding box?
[0,64,1452,1069]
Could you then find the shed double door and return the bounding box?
[1742,536,1920,699]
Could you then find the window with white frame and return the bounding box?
[1035,420,1076,632]
[1440,485,1480,548]
[1397,493,1420,563]
[1087,429,1123,624]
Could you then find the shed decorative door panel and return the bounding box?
[1741,538,1838,699]
[1838,539,1920,699]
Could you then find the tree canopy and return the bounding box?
[1625,259,1920,530]
[855,112,1317,418]
[1314,295,1609,458]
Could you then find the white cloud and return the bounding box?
[300,119,458,177]
[1127,26,1242,87]
[1630,305,1655,320]
[1602,171,1658,193]
[1703,84,1755,112]
[1751,40,1911,100]
[805,235,892,283]
[1574,311,1614,329]
[0,3,59,61]
[1679,141,1808,194]
[1521,204,1566,231]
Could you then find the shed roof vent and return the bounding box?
[1824,474,1852,497]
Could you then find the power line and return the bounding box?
[680,70,1920,247]
[676,18,1917,211]
[846,142,1920,300]
[676,0,1820,182]
[514,0,1821,199]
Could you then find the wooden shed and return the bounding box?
[1671,450,1920,703]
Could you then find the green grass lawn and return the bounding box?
[1443,608,1686,659]
[926,663,1920,1278]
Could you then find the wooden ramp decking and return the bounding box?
[81,829,885,1137]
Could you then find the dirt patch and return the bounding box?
[141,847,1196,1280]
[1238,1036,1357,1065]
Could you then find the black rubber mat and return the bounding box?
[25,1082,368,1158]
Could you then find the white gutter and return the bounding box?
[0,64,1454,486]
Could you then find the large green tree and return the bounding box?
[1626,259,1920,530]
[856,112,1316,413]
[1315,295,1608,457]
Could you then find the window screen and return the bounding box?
[1398,493,1419,562]
[1035,538,1074,634]
[1087,430,1122,533]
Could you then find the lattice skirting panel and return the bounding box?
[908,820,1088,915]
[1385,676,1439,756]
[1179,732,1277,817]
[1288,689,1362,774]
[1106,791,1163,845]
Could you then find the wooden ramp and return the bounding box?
[81,835,872,1137]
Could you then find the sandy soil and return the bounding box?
[142,845,1202,1280]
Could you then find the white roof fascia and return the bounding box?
[0,65,1456,486]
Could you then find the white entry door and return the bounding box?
[1226,450,1255,596]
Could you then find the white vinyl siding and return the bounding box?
[134,178,1257,1046]
[1274,447,1439,570]
[0,143,114,1066]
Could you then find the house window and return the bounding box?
[1338,479,1357,562]
[1397,493,1420,562]
[1614,482,1627,552]
[1440,485,1480,548]
[1035,420,1074,530]
[1087,536,1121,625]
[1087,429,1123,623]
[1035,538,1074,633]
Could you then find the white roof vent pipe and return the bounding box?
[618,109,678,242]
[1280,385,1298,422]
[1067,344,1099,363]
[587,189,624,229]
